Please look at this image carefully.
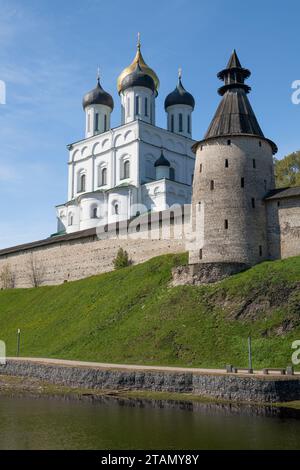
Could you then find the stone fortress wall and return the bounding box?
[0,210,191,288]
[0,202,300,289]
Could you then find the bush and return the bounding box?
[113,248,132,270]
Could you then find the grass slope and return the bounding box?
[0,253,299,369]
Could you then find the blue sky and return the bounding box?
[0,0,299,248]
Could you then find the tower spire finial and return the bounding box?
[178,67,182,80]
[97,66,100,83]
[137,32,141,50]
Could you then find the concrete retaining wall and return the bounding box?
[1,360,299,403]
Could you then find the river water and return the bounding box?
[0,395,299,449]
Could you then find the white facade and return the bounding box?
[56,45,196,234]
[56,119,196,234]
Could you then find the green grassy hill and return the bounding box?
[0,253,299,369]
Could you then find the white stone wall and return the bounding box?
[166,104,193,138]
[57,120,196,234]
[120,86,155,125]
[85,104,112,139]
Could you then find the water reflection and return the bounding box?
[0,394,299,450]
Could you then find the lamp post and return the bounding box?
[248,335,253,373]
[16,329,21,357]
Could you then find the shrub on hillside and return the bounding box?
[113,248,132,270]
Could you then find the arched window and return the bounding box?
[124,160,130,179]
[127,97,130,116]
[171,115,174,132]
[100,167,107,186]
[91,207,98,219]
[187,115,191,134]
[114,203,119,215]
[79,174,86,192]
[135,95,140,116]
[169,167,175,181]
[179,113,183,132]
[68,213,73,226]
[145,97,148,116]
[95,113,99,132]
[104,114,107,131]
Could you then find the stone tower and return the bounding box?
[189,50,278,273]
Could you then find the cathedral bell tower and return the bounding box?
[117,34,159,125]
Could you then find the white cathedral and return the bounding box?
[56,38,196,234]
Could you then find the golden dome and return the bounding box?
[117,35,159,94]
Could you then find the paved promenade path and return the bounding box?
[7,357,300,377]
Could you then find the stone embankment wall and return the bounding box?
[1,360,300,403]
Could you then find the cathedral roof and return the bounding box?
[164,70,195,110]
[193,50,277,154]
[154,149,170,167]
[117,35,159,95]
[82,77,114,110]
[120,61,156,94]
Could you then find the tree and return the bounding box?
[113,248,132,270]
[274,151,300,188]
[27,253,45,287]
[0,264,15,289]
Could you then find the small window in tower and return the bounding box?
[253,159,256,168]
[241,177,244,188]
[227,139,231,146]
[199,248,203,260]
[114,203,119,215]
[251,198,256,208]
[259,141,262,147]
[200,163,203,173]
[169,167,175,181]
[224,219,228,229]
[68,213,73,226]
[179,113,183,132]
[95,113,99,132]
[277,201,280,207]
[210,180,214,190]
[171,115,174,132]
[225,159,229,168]
[259,245,263,256]
[187,115,191,134]
[135,95,140,116]
[145,97,148,116]
[104,115,107,132]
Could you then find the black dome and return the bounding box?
[82,78,114,110]
[154,150,170,167]
[119,62,155,94]
[164,78,195,110]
